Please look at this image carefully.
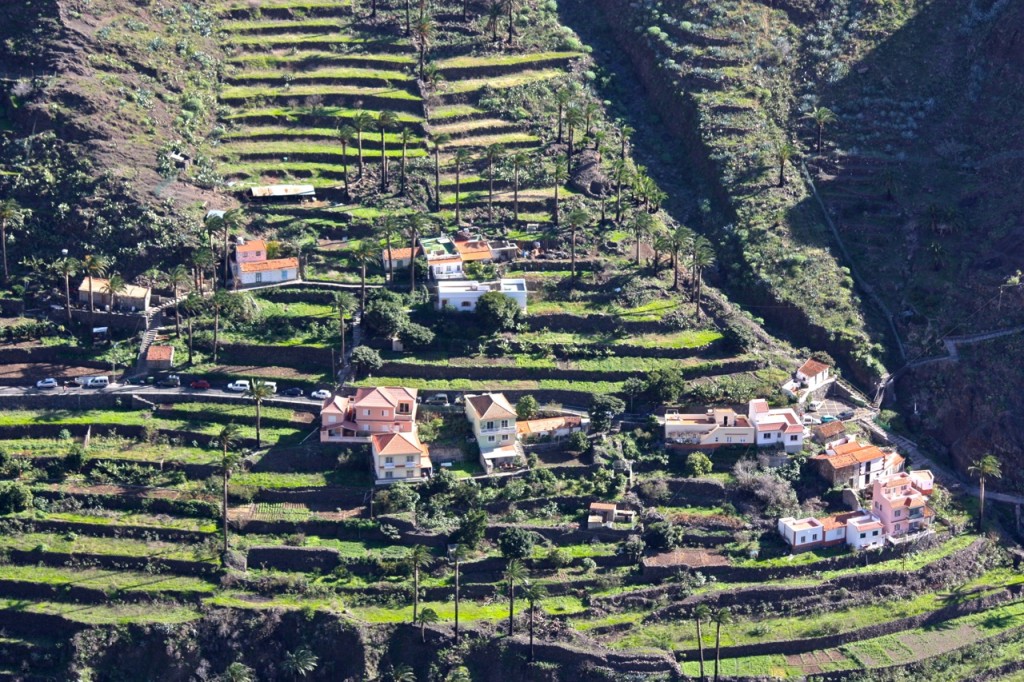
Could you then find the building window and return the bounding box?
[406,455,415,463]
[790,435,798,441]
[461,301,472,308]
[811,533,817,541]
[872,530,879,536]
[397,403,411,415]
[502,435,509,441]
[501,420,509,428]
[488,436,495,442]
[895,523,901,531]
[485,421,494,430]
[762,433,770,440]
[406,469,415,478]
[327,415,337,424]
[860,533,866,539]
[363,409,370,416]
[385,471,393,479]
[254,273,263,283]
[385,457,393,464]
[895,510,901,517]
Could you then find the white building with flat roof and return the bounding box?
[436,279,528,312]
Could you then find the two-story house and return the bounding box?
[748,399,805,453]
[870,472,934,537]
[232,238,300,288]
[782,358,833,399]
[371,431,431,484]
[811,437,904,490]
[419,236,464,280]
[465,392,522,473]
[662,407,755,448]
[778,510,886,553]
[320,387,418,443]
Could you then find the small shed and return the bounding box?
[145,345,175,370]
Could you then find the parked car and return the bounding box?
[807,401,824,412]
[84,376,110,389]
[424,394,450,406]
[820,415,838,423]
[190,379,211,390]
[226,380,250,392]
[802,415,821,425]
[310,389,331,400]
[280,387,303,397]
[838,409,856,420]
[157,375,180,388]
[35,378,58,390]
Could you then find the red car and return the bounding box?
[189,380,210,390]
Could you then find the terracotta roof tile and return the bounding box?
[238,257,299,273]
[798,358,830,378]
[146,345,174,362]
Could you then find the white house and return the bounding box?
[436,279,528,312]
[231,238,299,288]
[783,358,833,399]
[748,399,805,453]
[845,514,886,550]
[465,393,523,473]
[419,236,464,280]
[662,407,755,448]
[778,511,883,552]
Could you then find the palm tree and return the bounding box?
[609,158,632,223]
[565,207,589,283]
[554,88,572,143]
[378,110,399,190]
[486,0,503,42]
[629,211,655,266]
[209,290,233,364]
[969,454,1002,530]
[353,241,377,316]
[451,543,470,642]
[81,254,109,314]
[694,603,711,682]
[805,106,838,154]
[379,214,402,284]
[54,256,79,327]
[337,125,356,198]
[244,379,275,449]
[776,142,796,187]
[391,664,416,682]
[167,264,190,338]
[404,0,412,34]
[404,213,428,294]
[182,293,204,364]
[510,151,528,223]
[670,225,693,291]
[453,149,472,224]
[190,247,214,293]
[506,0,515,43]
[564,104,584,164]
[484,143,505,223]
[217,208,247,285]
[353,111,373,178]
[223,662,254,682]
[522,583,547,662]
[503,558,527,636]
[413,18,435,80]
[399,128,414,192]
[332,291,356,366]
[282,648,319,678]
[619,124,634,160]
[447,667,471,682]
[712,607,732,682]
[416,607,439,643]
[408,544,432,623]
[106,273,127,311]
[0,199,26,284]
[551,156,569,226]
[432,133,451,212]
[216,423,242,554]
[592,129,607,157]
[692,237,715,320]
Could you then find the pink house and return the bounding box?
[870,472,934,537]
[320,387,418,443]
[236,240,268,264]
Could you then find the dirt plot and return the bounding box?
[41,483,184,500]
[785,649,847,675]
[643,548,730,568]
[212,365,324,380]
[0,363,102,384]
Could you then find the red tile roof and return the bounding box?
[146,345,174,362]
[372,431,428,457]
[383,246,421,260]
[238,257,299,273]
[798,358,830,378]
[467,393,516,420]
[236,240,267,253]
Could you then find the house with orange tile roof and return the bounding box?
[380,245,422,271]
[232,238,299,288]
[371,431,432,484]
[145,345,175,370]
[465,392,523,473]
[782,357,834,400]
[811,436,904,490]
[778,510,886,552]
[320,387,418,444]
[586,502,636,529]
[516,415,587,441]
[870,472,935,538]
[748,399,806,453]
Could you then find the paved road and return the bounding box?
[0,383,325,407]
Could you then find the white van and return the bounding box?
[226,380,250,392]
[85,376,110,389]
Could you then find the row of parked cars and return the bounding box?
[32,374,331,400]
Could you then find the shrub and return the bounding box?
[580,557,597,573]
[643,521,684,551]
[497,527,538,560]
[63,444,87,473]
[686,451,713,477]
[547,547,573,568]
[636,479,671,504]
[476,291,524,334]
[0,482,33,514]
[399,321,435,348]
[567,430,590,454]
[351,346,383,378]
[516,395,539,421]
[590,395,625,431]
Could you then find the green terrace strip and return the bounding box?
[228,52,415,67]
[226,67,415,84]
[512,329,724,349]
[0,564,217,595]
[241,535,408,559]
[434,51,583,70]
[217,0,353,11]
[431,119,520,136]
[0,599,202,626]
[231,470,374,489]
[430,104,485,120]
[352,377,625,393]
[224,107,424,124]
[439,70,563,95]
[0,532,216,563]
[380,353,738,373]
[220,85,422,102]
[221,128,425,144]
[446,132,541,148]
[224,33,409,49]
[220,18,352,33]
[4,438,222,466]
[19,510,219,533]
